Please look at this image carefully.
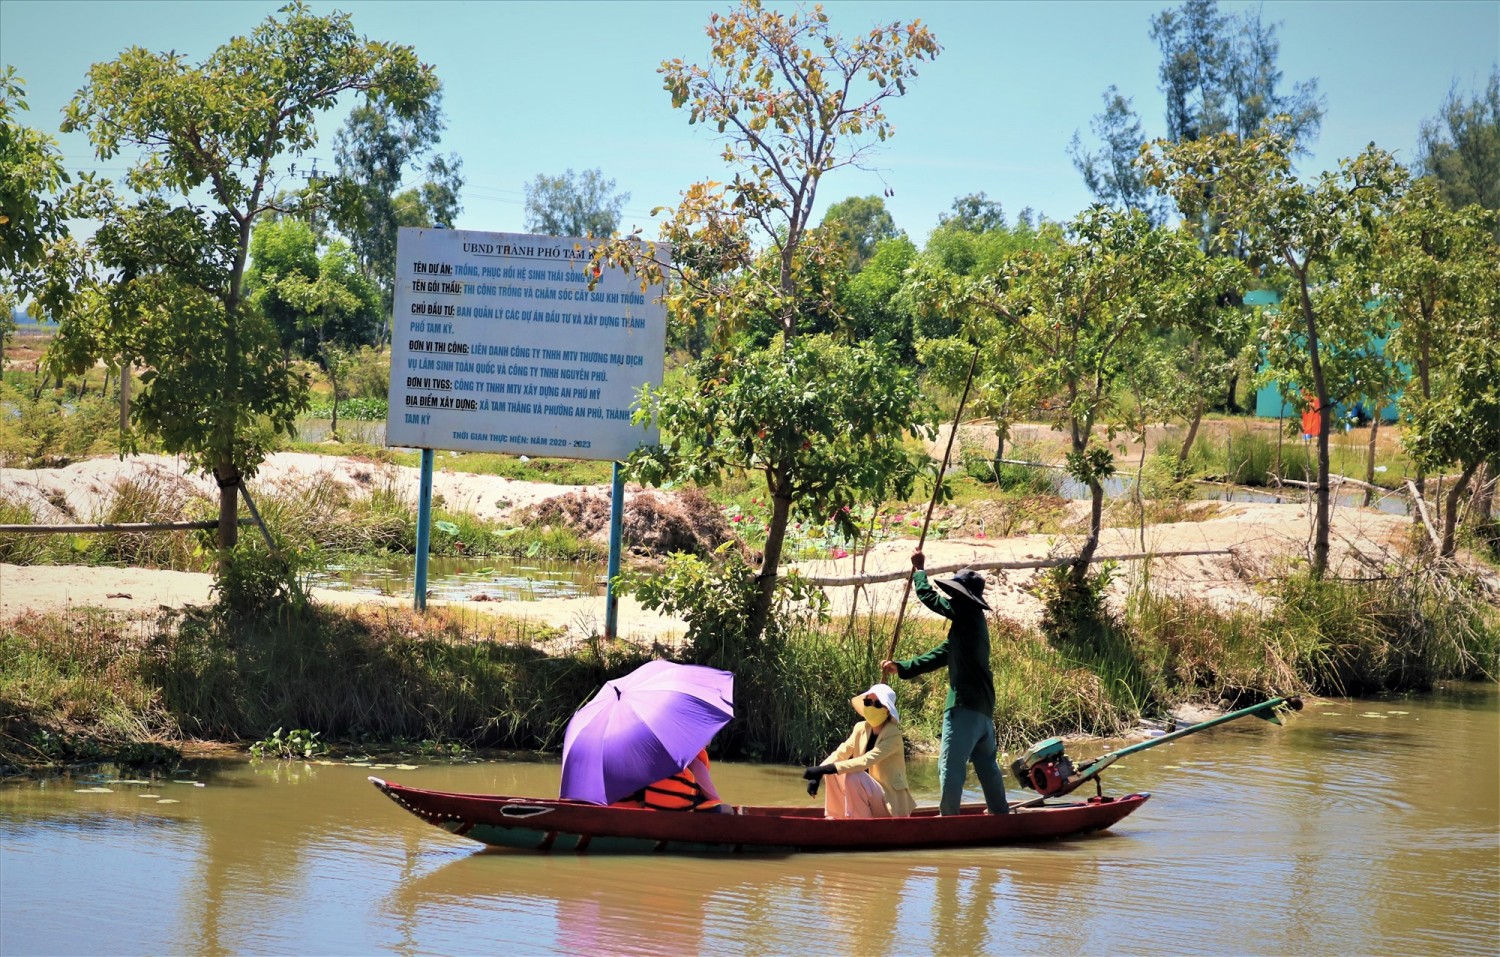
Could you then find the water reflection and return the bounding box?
[1055,474,1412,516]
[305,554,602,602]
[2,686,1496,956]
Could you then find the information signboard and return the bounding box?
[386,227,668,460]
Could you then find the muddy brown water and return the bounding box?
[2,685,1496,956]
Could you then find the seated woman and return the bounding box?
[611,748,732,813]
[802,683,915,819]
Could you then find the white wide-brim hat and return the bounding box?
[851,682,900,723]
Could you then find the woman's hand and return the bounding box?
[803,763,834,796]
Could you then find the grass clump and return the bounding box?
[1258,566,1498,695]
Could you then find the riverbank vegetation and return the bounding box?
[3,542,1495,773]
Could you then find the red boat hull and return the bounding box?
[370,777,1149,853]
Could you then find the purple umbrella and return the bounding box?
[560,660,734,805]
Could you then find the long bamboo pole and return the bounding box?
[885,346,980,662]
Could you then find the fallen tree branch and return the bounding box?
[790,547,1235,587]
[0,519,251,534]
[1404,479,1444,554]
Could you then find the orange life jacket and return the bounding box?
[614,753,722,811]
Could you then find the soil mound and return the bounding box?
[522,486,731,558]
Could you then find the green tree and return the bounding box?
[603,0,940,640]
[905,216,1063,469]
[1378,180,1500,545]
[330,88,462,324]
[247,218,382,359]
[318,342,354,440]
[58,2,437,553]
[523,167,630,238]
[840,235,918,355]
[913,207,1221,585]
[629,332,932,571]
[0,68,104,367]
[1147,132,1406,578]
[1416,68,1500,235]
[1068,85,1164,224]
[1149,0,1323,265]
[999,209,1221,582]
[1404,330,1500,557]
[936,192,1007,233]
[821,194,900,272]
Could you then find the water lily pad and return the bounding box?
[155,799,180,805]
[347,762,373,768]
[138,794,159,799]
[1386,710,1408,715]
[74,787,113,793]
[370,763,394,769]
[395,764,419,771]
[1360,712,1388,718]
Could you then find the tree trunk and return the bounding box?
[119,364,130,436]
[1472,460,1496,525]
[991,423,1006,480]
[1413,330,1432,527]
[748,491,793,641]
[1178,394,1206,464]
[1223,370,1239,414]
[214,457,241,561]
[1136,432,1149,551]
[1072,477,1105,587]
[1440,462,1480,558]
[1295,273,1331,578]
[1362,418,1380,508]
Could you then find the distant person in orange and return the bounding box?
[1301,393,1323,439]
[611,748,732,813]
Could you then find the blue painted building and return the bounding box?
[1248,290,1402,424]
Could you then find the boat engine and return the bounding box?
[1011,737,1077,797]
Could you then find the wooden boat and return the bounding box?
[369,776,1149,853]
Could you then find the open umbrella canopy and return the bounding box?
[560,660,734,805]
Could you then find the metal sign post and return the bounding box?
[415,448,434,611]
[605,461,625,638]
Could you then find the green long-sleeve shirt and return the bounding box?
[895,569,996,716]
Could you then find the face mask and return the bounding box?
[862,698,889,727]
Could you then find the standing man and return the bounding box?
[881,550,1009,815]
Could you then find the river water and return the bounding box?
[2,685,1496,956]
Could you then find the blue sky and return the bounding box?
[2,0,1496,246]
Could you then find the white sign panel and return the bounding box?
[386,228,668,460]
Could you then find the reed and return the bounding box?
[0,492,54,564]
[87,475,211,569]
[1258,566,1498,695]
